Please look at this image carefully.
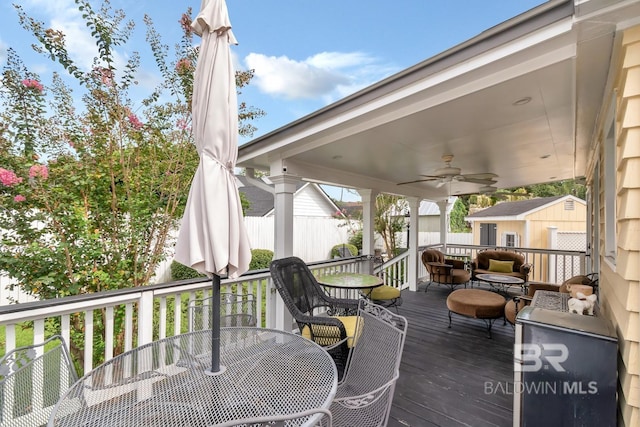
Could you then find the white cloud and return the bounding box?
[244,51,396,102]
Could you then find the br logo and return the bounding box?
[514,343,569,372]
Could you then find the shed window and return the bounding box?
[502,232,518,247]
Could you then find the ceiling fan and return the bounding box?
[397,154,497,187]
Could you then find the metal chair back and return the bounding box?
[331,300,408,427]
[0,335,78,427]
[269,257,359,379]
[269,257,358,318]
[189,293,257,331]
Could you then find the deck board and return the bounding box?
[388,283,515,427]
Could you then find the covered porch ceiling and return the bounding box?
[237,0,640,201]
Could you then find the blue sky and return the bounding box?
[0,0,545,201]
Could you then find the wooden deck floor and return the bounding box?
[388,282,515,427]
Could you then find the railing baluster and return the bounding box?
[105,306,114,361]
[124,303,133,352]
[84,309,94,374]
[159,297,167,339]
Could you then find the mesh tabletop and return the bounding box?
[48,328,337,426]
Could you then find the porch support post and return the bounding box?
[437,198,454,250]
[268,172,300,332]
[407,197,420,291]
[358,189,378,257]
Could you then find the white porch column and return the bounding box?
[358,189,378,256]
[407,197,420,291]
[268,173,300,331]
[437,197,454,250]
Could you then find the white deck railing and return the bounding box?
[0,247,587,375]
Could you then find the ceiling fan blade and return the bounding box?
[397,178,434,185]
[459,177,498,185]
[396,175,440,185]
[461,173,498,180]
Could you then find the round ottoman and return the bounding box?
[446,289,506,338]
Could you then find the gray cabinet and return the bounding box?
[514,294,617,427]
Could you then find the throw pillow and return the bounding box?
[488,259,514,273]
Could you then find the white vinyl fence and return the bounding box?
[2,217,472,305]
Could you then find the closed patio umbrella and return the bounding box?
[174,0,251,375]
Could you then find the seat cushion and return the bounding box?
[447,289,506,319]
[368,285,400,300]
[301,316,361,348]
[559,275,594,293]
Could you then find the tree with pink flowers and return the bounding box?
[0,0,262,365]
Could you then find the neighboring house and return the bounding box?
[418,199,455,232]
[389,199,457,232]
[465,195,586,248]
[237,175,340,217]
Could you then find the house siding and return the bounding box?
[291,185,336,217]
[593,25,640,427]
[469,198,586,251]
[526,202,587,249]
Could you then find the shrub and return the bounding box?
[330,243,358,258]
[170,261,205,281]
[250,249,274,271]
[348,230,363,252]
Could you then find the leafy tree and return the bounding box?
[450,197,471,232]
[0,1,262,365]
[375,194,405,256]
[525,180,586,199]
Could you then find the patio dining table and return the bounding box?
[48,328,337,426]
[316,272,383,299]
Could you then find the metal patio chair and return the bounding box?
[330,300,408,427]
[189,292,258,331]
[0,335,78,427]
[421,248,470,292]
[269,256,360,379]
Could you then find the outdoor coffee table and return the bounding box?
[316,272,383,299]
[48,328,337,426]
[476,273,526,295]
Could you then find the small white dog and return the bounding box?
[567,292,597,315]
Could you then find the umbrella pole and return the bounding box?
[205,273,226,376]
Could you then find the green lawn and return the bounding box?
[0,324,36,358]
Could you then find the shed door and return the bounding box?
[480,223,497,246]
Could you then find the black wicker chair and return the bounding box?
[269,256,359,379]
